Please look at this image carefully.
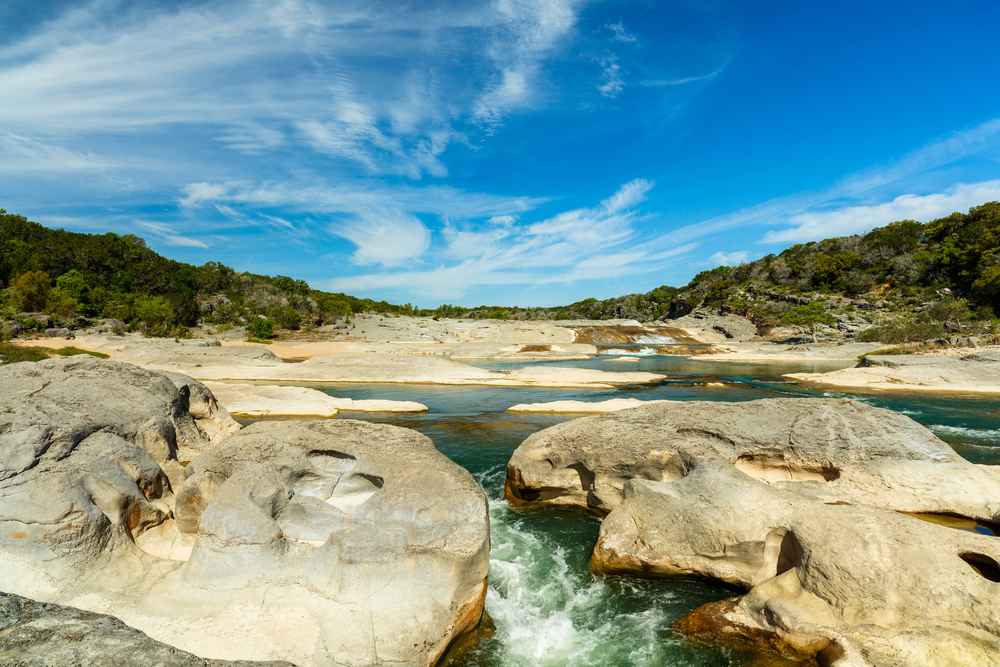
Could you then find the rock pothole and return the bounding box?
[959,551,1000,582]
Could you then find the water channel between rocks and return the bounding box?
[242,352,1000,667]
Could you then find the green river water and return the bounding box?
[291,351,1000,667]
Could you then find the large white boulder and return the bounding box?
[0,356,490,666]
[506,398,1000,666]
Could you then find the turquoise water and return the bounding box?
[308,354,1000,666]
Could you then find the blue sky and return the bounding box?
[2,0,1000,307]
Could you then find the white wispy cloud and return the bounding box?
[0,0,583,179]
[639,117,1000,253]
[472,0,578,132]
[606,21,637,43]
[639,70,724,87]
[177,179,548,220]
[331,209,431,267]
[327,178,672,299]
[763,181,1000,244]
[597,55,623,98]
[134,221,209,248]
[709,250,750,266]
[0,134,112,172]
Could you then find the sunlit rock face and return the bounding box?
[0,356,490,667]
[0,590,295,666]
[506,398,1000,666]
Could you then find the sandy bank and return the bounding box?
[786,348,1000,393]
[202,381,428,416]
[507,398,666,413]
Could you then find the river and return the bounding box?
[277,352,1000,667]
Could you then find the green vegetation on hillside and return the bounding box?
[0,209,420,337]
[2,202,998,340]
[522,202,1000,336]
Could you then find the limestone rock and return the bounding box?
[202,381,429,417]
[789,349,1000,392]
[1,320,22,338]
[662,310,759,343]
[115,348,665,388]
[17,312,53,328]
[0,591,295,667]
[0,357,489,667]
[507,398,665,413]
[44,327,74,338]
[506,399,1000,665]
[160,371,242,442]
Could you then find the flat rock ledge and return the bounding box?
[202,381,428,416]
[786,348,1000,393]
[507,398,666,413]
[0,356,489,667]
[113,348,665,388]
[505,398,1000,666]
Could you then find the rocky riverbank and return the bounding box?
[0,356,490,666]
[786,347,1000,393]
[505,399,1000,666]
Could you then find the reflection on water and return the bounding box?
[310,354,1000,667]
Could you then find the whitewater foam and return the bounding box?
[929,424,1000,444]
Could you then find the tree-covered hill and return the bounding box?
[0,209,419,337]
[538,201,1000,328]
[2,201,998,339]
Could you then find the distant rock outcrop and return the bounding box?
[0,356,490,666]
[506,398,1000,666]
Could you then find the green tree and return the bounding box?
[134,295,175,335]
[56,269,90,304]
[45,288,78,319]
[273,307,303,330]
[783,302,835,343]
[972,266,1000,315]
[812,252,859,285]
[703,279,734,307]
[11,271,51,312]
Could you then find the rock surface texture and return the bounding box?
[787,348,1000,392]
[113,348,665,388]
[0,356,490,666]
[0,591,295,667]
[202,381,428,416]
[505,398,1000,666]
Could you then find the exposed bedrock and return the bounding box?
[0,591,296,667]
[0,356,490,667]
[505,398,1000,666]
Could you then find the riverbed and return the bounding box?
[243,352,1000,666]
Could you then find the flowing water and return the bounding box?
[292,353,1000,666]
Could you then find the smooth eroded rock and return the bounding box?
[506,398,1000,666]
[0,357,490,667]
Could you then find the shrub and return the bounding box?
[135,295,175,335]
[554,312,575,321]
[273,307,303,330]
[247,318,275,340]
[856,321,946,344]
